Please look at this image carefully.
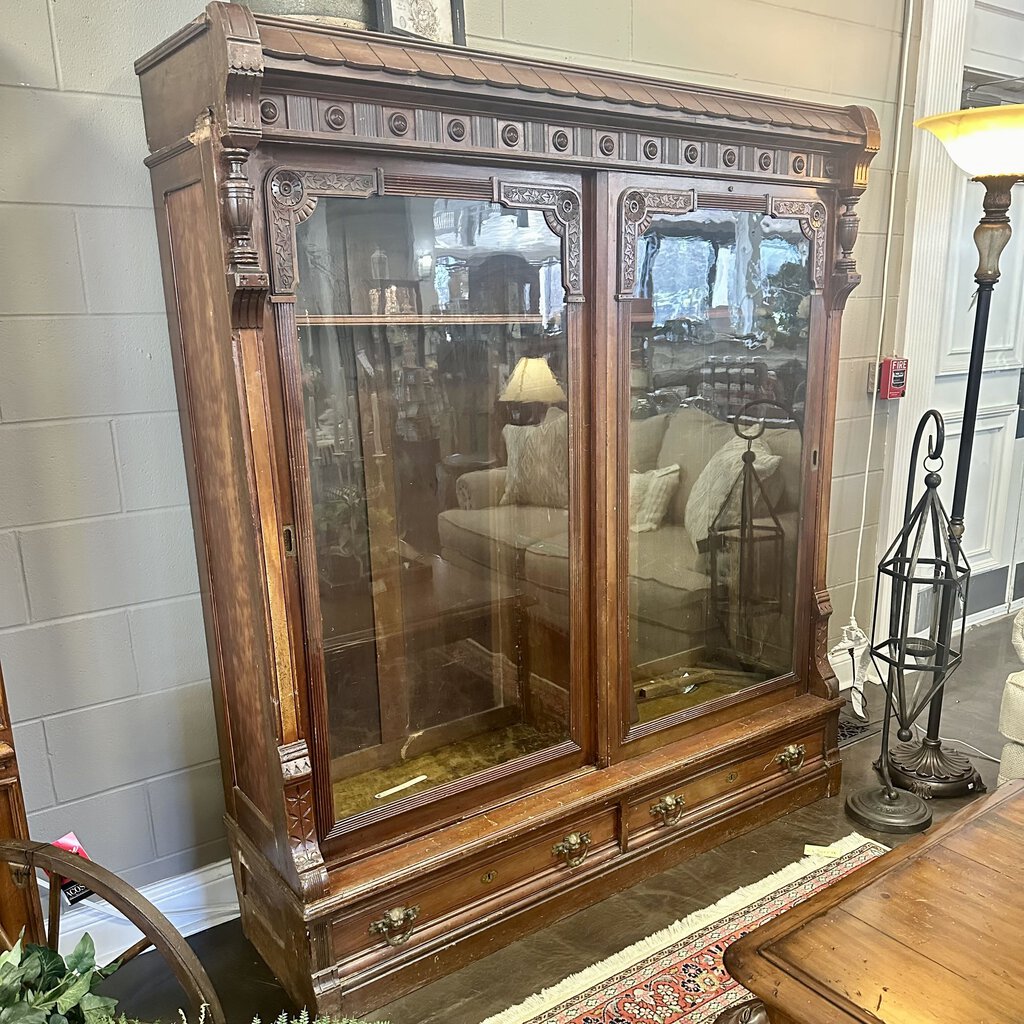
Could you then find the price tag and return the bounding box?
[51,832,94,905]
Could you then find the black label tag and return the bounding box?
[60,879,93,906]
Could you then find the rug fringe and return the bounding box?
[479,832,886,1024]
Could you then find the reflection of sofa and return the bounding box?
[437,405,803,687]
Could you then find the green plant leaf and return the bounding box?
[23,950,64,995]
[18,953,42,991]
[63,939,94,977]
[78,993,117,1024]
[0,1003,49,1024]
[0,941,23,973]
[47,1013,67,1024]
[93,962,118,982]
[0,964,29,1007]
[55,973,93,1016]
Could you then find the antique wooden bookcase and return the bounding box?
[136,4,878,1013]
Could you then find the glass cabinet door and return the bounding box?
[619,190,816,730]
[289,182,578,822]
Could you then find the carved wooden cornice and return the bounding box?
[255,17,867,143]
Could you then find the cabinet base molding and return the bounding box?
[231,695,840,1015]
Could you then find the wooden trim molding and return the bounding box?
[266,168,380,293]
[494,181,584,302]
[0,665,45,946]
[617,187,697,297]
[767,196,828,290]
[616,188,829,298]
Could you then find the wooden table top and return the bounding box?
[724,780,1024,1024]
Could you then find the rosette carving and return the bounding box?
[266,169,379,294]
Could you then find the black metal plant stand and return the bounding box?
[707,402,789,673]
[886,176,1020,798]
[846,410,970,833]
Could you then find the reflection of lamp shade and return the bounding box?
[915,104,1024,177]
[499,357,567,404]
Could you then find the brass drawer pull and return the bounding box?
[552,831,591,868]
[369,905,419,946]
[650,793,685,826]
[776,743,806,774]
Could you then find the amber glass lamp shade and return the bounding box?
[499,356,567,404]
[915,104,1024,178]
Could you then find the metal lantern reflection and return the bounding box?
[708,402,788,668]
[847,410,970,833]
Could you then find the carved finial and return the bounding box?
[836,193,861,274]
[222,147,261,274]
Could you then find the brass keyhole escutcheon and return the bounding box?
[776,743,806,774]
[369,905,419,947]
[726,771,738,783]
[552,831,592,868]
[481,870,497,884]
[650,793,685,826]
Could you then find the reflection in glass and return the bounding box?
[625,208,810,726]
[293,195,572,820]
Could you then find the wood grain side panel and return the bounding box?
[165,182,277,823]
[0,664,44,945]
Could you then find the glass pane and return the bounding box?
[625,207,809,726]
[293,193,572,821]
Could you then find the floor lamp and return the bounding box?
[887,104,1024,798]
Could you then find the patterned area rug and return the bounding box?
[481,833,887,1024]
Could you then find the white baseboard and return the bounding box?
[966,604,1014,630]
[43,858,239,966]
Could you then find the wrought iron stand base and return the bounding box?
[888,737,986,799]
[845,785,933,833]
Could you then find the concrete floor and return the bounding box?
[103,615,1013,1024]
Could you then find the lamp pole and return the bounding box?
[887,175,1021,798]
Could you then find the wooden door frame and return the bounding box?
[254,147,595,862]
[601,169,836,763]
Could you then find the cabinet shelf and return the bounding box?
[297,313,545,327]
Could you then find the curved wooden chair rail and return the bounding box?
[0,839,225,1024]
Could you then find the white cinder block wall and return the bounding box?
[0,0,910,888]
[0,1,229,887]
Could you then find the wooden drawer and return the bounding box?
[626,730,823,849]
[332,807,618,962]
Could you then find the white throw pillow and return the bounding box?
[629,464,680,533]
[500,407,569,509]
[684,436,781,549]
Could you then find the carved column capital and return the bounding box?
[279,740,328,899]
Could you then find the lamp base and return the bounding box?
[845,786,933,834]
[887,737,987,799]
